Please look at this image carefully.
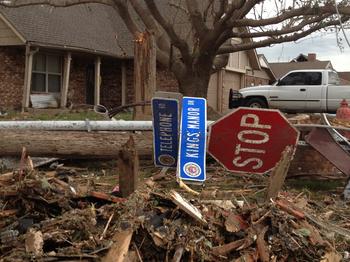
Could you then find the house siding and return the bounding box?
[245,75,269,87]
[0,16,23,46]
[0,46,25,110]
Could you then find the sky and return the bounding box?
[258,31,350,72]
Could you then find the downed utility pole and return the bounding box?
[0,130,152,159]
[133,31,156,120]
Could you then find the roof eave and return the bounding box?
[28,41,133,59]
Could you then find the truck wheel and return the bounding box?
[245,98,267,108]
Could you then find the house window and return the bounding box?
[32,53,62,93]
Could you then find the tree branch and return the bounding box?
[218,17,350,54]
[232,5,350,27]
[213,0,226,24]
[114,0,141,37]
[128,0,159,32]
[185,0,208,39]
[144,0,191,65]
[235,0,264,20]
[0,0,114,7]
[232,14,331,39]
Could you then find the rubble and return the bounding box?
[0,159,349,261]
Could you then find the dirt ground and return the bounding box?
[1,157,349,262]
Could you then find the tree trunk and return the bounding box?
[178,56,213,98]
[0,130,152,159]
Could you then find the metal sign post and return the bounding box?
[151,93,181,168]
[178,97,207,182]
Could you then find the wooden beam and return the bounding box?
[118,136,139,197]
[22,45,34,110]
[121,61,127,106]
[94,56,101,105]
[60,52,72,108]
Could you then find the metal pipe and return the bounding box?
[0,121,154,131]
[0,120,350,133]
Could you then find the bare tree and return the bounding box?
[1,0,350,98]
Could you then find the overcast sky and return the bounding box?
[258,31,350,72]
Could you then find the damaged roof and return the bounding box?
[0,4,134,58]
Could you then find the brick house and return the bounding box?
[0,4,271,114]
[0,4,178,111]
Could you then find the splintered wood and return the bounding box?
[169,190,207,224]
[118,135,139,197]
[266,146,294,200]
[102,227,133,262]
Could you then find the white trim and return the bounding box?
[224,67,246,74]
[94,56,101,105]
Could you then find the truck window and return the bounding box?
[278,72,305,85]
[278,72,321,86]
[305,72,322,85]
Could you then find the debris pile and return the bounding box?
[1,166,349,261]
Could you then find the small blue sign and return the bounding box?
[178,97,207,182]
[152,98,179,168]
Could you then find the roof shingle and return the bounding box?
[0,4,134,58]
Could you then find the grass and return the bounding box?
[0,110,133,121]
[286,179,345,192]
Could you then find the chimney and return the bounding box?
[308,53,316,62]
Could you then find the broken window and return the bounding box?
[32,53,62,93]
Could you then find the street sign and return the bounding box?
[207,108,299,174]
[178,97,207,182]
[152,96,180,168]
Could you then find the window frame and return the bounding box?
[278,71,322,86]
[31,53,63,94]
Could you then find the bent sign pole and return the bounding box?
[178,97,207,182]
[208,108,299,174]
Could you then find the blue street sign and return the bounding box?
[152,97,180,168]
[178,97,207,182]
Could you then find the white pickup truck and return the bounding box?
[230,69,350,113]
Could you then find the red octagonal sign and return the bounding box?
[208,108,299,174]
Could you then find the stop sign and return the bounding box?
[208,108,299,174]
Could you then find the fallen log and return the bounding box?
[0,130,152,159]
[0,129,343,179]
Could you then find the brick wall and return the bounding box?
[67,55,91,106]
[157,66,179,93]
[0,47,25,110]
[100,60,179,109]
[0,47,179,110]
